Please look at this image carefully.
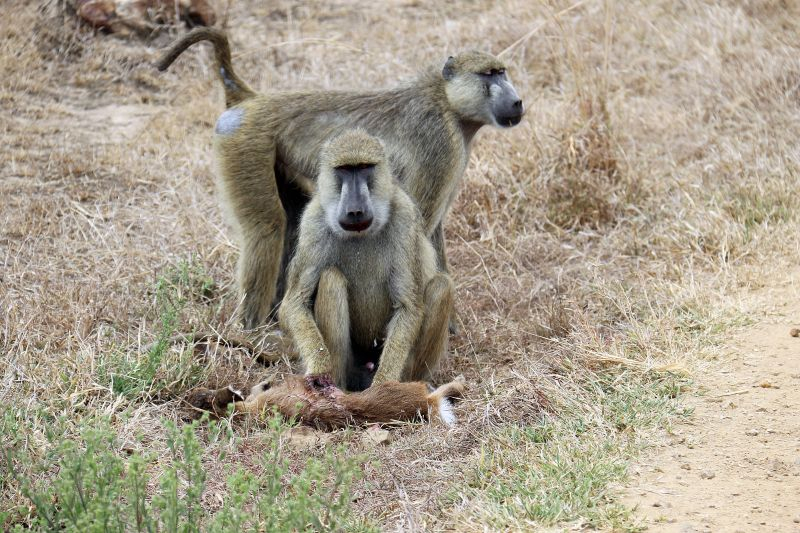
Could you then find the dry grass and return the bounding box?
[2,0,800,530]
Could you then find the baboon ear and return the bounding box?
[442,56,456,80]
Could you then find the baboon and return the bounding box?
[157,28,524,329]
[187,375,465,429]
[279,130,453,390]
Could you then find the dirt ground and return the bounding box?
[625,272,800,532]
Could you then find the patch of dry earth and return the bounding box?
[624,274,800,532]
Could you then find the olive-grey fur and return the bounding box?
[157,28,524,329]
[279,130,453,389]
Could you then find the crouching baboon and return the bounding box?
[280,130,453,390]
[156,28,524,329]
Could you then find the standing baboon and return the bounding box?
[279,130,453,390]
[157,28,524,329]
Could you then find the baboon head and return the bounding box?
[318,130,393,238]
[442,51,524,128]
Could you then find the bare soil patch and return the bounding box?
[625,273,800,532]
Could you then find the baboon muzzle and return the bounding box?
[496,98,524,127]
[335,164,375,232]
[501,99,524,126]
[339,210,373,232]
[492,79,525,127]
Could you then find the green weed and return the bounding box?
[100,259,213,400]
[2,412,372,532]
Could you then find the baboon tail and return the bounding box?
[155,28,256,107]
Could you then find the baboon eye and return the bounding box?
[479,69,505,78]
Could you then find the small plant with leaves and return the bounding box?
[99,258,214,400]
[3,412,370,532]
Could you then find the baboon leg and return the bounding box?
[430,222,450,275]
[272,175,310,314]
[431,223,459,335]
[313,267,352,389]
[407,273,454,381]
[238,229,284,329]
[216,129,286,330]
[272,217,300,316]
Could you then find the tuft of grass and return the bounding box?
[99,259,215,400]
[725,181,796,230]
[455,372,690,531]
[546,98,628,230]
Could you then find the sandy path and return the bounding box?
[624,276,800,532]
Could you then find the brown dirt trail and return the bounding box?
[625,274,800,532]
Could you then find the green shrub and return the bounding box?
[99,259,213,400]
[3,414,371,532]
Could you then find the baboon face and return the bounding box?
[319,131,392,238]
[442,51,524,128]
